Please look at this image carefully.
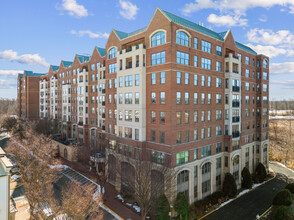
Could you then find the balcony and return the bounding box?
[102,113,105,118]
[78,121,83,126]
[232,86,240,92]
[232,116,240,123]
[232,131,240,138]
[232,101,240,107]
[102,101,105,106]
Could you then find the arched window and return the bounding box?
[263,59,268,68]
[177,31,189,46]
[108,47,117,59]
[151,31,165,47]
[177,170,189,199]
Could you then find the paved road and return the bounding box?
[204,163,294,220]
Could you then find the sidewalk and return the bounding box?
[59,158,141,220]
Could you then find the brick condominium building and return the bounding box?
[17,8,269,204]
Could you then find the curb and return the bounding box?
[198,168,277,220]
[256,206,272,220]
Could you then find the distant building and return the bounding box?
[0,147,13,220]
[17,8,269,204]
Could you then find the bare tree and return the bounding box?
[115,152,175,220]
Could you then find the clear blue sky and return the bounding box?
[1,0,294,100]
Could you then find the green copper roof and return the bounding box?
[62,61,73,68]
[95,47,106,57]
[160,9,223,41]
[113,27,147,40]
[24,71,45,77]
[76,54,90,63]
[235,42,257,55]
[19,73,23,79]
[50,65,59,72]
[218,31,228,40]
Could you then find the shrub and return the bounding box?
[241,167,253,189]
[272,205,294,220]
[174,193,189,220]
[272,189,292,206]
[222,173,237,198]
[255,163,267,183]
[155,194,170,220]
[285,183,294,194]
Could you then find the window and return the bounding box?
[202,41,211,53]
[125,75,132,87]
[201,145,211,158]
[185,92,189,104]
[194,74,198,85]
[207,127,211,138]
[263,72,268,80]
[177,112,182,124]
[194,38,198,49]
[194,111,198,122]
[201,93,205,104]
[245,56,250,65]
[176,31,189,46]
[108,94,112,104]
[194,130,198,141]
[125,110,132,121]
[201,110,205,122]
[216,126,222,136]
[184,111,189,123]
[185,73,189,85]
[119,94,123,104]
[109,63,117,73]
[201,75,205,86]
[151,130,156,142]
[216,94,222,104]
[201,58,211,69]
[135,129,139,141]
[151,73,156,85]
[160,112,165,124]
[194,56,198,67]
[208,110,211,121]
[176,132,182,144]
[208,94,211,104]
[245,96,249,104]
[245,69,249,78]
[216,143,222,153]
[201,128,205,139]
[119,77,123,87]
[135,74,139,86]
[176,151,189,165]
[194,93,198,104]
[208,76,211,87]
[263,59,268,68]
[151,110,156,123]
[160,72,165,84]
[160,132,165,144]
[216,78,222,88]
[109,79,112,89]
[216,46,222,56]
[114,78,117,88]
[245,82,249,91]
[151,150,165,164]
[160,92,165,104]
[135,93,139,104]
[177,51,189,65]
[216,110,222,120]
[125,127,132,139]
[263,84,268,92]
[108,47,117,59]
[216,61,222,72]
[257,72,260,79]
[185,130,189,142]
[151,51,166,65]
[151,31,165,47]
[151,92,156,104]
[177,72,181,84]
[194,149,198,160]
[177,92,181,104]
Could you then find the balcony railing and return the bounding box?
[102,113,105,118]
[232,116,240,123]
[102,101,105,106]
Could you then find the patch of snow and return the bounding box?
[126,203,132,207]
[93,189,101,201]
[133,205,141,213]
[146,216,150,219]
[117,194,124,203]
[11,174,21,181]
[100,204,123,220]
[49,164,69,169]
[53,214,70,220]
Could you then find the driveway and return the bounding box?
[203,163,294,220]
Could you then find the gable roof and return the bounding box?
[61,61,73,68]
[95,47,106,57]
[50,65,59,72]
[113,26,147,40]
[76,54,90,63]
[159,9,257,55]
